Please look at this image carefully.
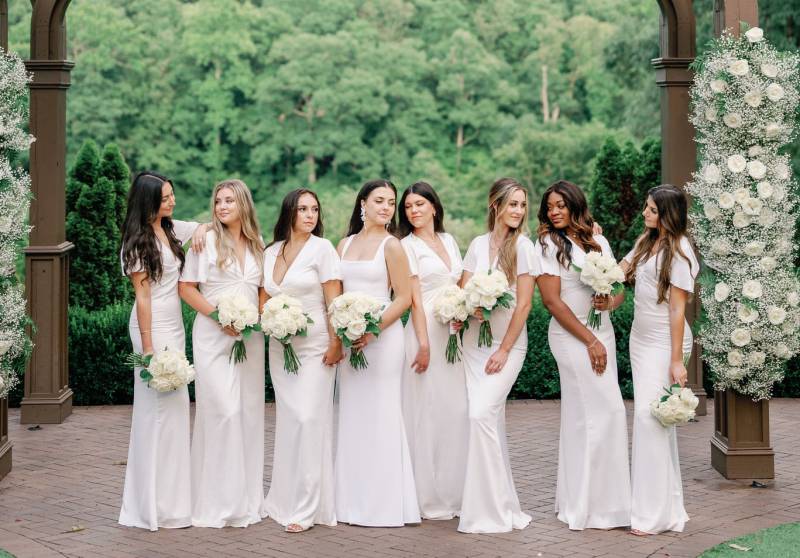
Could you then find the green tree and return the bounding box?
[99,144,130,230]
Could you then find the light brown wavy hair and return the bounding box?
[537,180,600,268]
[210,179,265,271]
[487,177,529,285]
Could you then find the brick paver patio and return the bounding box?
[1,399,799,558]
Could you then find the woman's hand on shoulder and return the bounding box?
[191,223,211,253]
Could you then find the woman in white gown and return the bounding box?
[334,179,420,527]
[621,185,697,535]
[458,177,533,534]
[533,180,630,531]
[262,189,343,532]
[398,182,468,520]
[119,171,207,530]
[179,179,266,528]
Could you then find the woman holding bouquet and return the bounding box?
[334,179,420,527]
[622,185,697,535]
[119,171,208,530]
[178,179,266,528]
[398,182,468,520]
[261,189,343,532]
[457,177,533,534]
[533,180,630,531]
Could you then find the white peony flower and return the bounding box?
[703,201,721,220]
[723,113,743,129]
[774,163,790,180]
[787,292,800,307]
[727,154,747,173]
[765,122,782,138]
[714,282,731,302]
[744,27,764,42]
[760,63,778,78]
[767,306,787,325]
[727,350,744,366]
[747,351,766,367]
[756,181,774,199]
[705,107,718,122]
[711,238,732,256]
[744,90,763,107]
[766,83,785,101]
[758,256,777,272]
[732,212,750,228]
[737,304,759,323]
[730,328,752,347]
[743,241,765,256]
[718,192,736,209]
[742,280,763,299]
[710,79,728,93]
[741,198,763,216]
[728,59,750,76]
[747,160,767,180]
[704,163,722,184]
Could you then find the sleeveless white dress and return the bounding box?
[458,233,533,534]
[119,219,197,531]
[262,235,340,529]
[401,233,468,520]
[334,235,420,527]
[532,234,631,531]
[625,236,697,534]
[182,230,266,528]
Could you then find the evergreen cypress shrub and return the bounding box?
[66,140,100,215]
[99,143,130,231]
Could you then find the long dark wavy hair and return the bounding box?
[397,181,445,238]
[346,179,398,236]
[268,188,324,251]
[537,180,600,268]
[121,171,184,282]
[625,184,694,304]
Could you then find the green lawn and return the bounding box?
[700,522,800,557]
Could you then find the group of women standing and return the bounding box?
[118,170,697,537]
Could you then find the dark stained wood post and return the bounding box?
[652,0,707,416]
[0,0,11,481]
[709,0,774,480]
[20,0,74,424]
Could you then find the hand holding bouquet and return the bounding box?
[261,294,313,374]
[210,292,261,363]
[432,285,470,363]
[328,292,383,370]
[127,347,196,392]
[463,270,514,348]
[572,252,625,329]
[649,384,699,427]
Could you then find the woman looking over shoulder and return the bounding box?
[533,179,630,531]
[398,181,468,521]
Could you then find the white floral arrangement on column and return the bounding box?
[687,27,800,401]
[0,48,34,399]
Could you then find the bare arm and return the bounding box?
[259,287,269,313]
[668,285,690,386]
[178,281,216,317]
[130,272,154,355]
[379,238,411,330]
[485,274,534,374]
[322,279,344,366]
[408,275,430,373]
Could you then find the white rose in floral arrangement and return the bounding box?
[766,83,785,101]
[774,162,790,180]
[773,343,792,359]
[787,292,800,307]
[758,256,778,272]
[703,201,721,220]
[729,59,750,76]
[727,154,747,173]
[710,79,728,93]
[747,351,766,366]
[742,280,763,299]
[757,208,777,227]
[741,197,763,216]
[704,163,722,184]
[737,304,759,323]
[732,212,750,228]
[747,160,767,180]
[727,350,744,366]
[723,113,743,129]
[765,122,782,138]
[714,282,731,302]
[727,368,746,381]
[771,184,785,201]
[744,27,764,42]
[760,63,778,78]
[730,328,752,347]
[756,181,773,199]
[767,306,787,325]
[733,188,750,203]
[705,107,718,122]
[748,146,764,157]
[744,90,763,107]
[717,191,735,209]
[711,238,732,256]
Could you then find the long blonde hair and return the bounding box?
[487,177,529,284]
[210,179,265,270]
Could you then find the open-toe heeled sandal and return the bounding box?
[285,523,308,533]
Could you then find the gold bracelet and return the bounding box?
[587,338,598,349]
[140,330,151,334]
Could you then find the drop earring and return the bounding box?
[360,206,366,222]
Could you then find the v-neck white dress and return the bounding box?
[401,233,469,520]
[533,234,631,531]
[334,235,420,527]
[262,235,340,529]
[181,230,266,528]
[119,219,197,531]
[458,233,533,534]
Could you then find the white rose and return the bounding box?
[747,160,767,180]
[748,351,767,367]
[710,79,728,93]
[773,343,791,359]
[758,256,777,272]
[765,122,782,138]
[729,59,750,76]
[767,306,787,325]
[756,181,773,199]
[787,292,799,307]
[723,113,743,129]
[732,212,750,228]
[758,208,777,227]
[730,328,751,347]
[742,280,763,299]
[714,282,731,302]
[744,90,763,107]
[744,27,764,42]
[727,154,747,173]
[766,83,785,101]
[711,238,731,256]
[345,319,367,340]
[733,188,750,203]
[737,304,759,323]
[760,63,778,78]
[727,350,744,366]
[771,184,786,202]
[718,192,736,209]
[748,146,764,157]
[741,198,763,216]
[727,368,746,381]
[703,201,721,220]
[704,163,722,184]
[774,163,790,180]
[705,107,718,122]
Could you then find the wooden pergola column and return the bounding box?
[0,0,11,481]
[20,0,74,425]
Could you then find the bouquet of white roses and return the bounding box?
[432,285,470,363]
[127,347,196,392]
[463,270,514,348]
[572,252,625,329]
[260,294,313,374]
[328,292,383,370]
[210,292,261,364]
[650,384,700,427]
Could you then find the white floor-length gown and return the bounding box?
[533,234,631,531]
[119,220,198,531]
[401,232,469,520]
[262,235,340,529]
[182,230,265,528]
[334,235,420,527]
[458,233,533,534]
[625,236,697,534]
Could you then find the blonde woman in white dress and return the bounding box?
[398,181,468,521]
[533,180,630,531]
[179,179,266,528]
[621,185,697,535]
[119,171,207,530]
[458,177,533,534]
[334,179,420,527]
[261,189,343,533]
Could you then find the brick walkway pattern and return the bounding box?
[1,399,799,558]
